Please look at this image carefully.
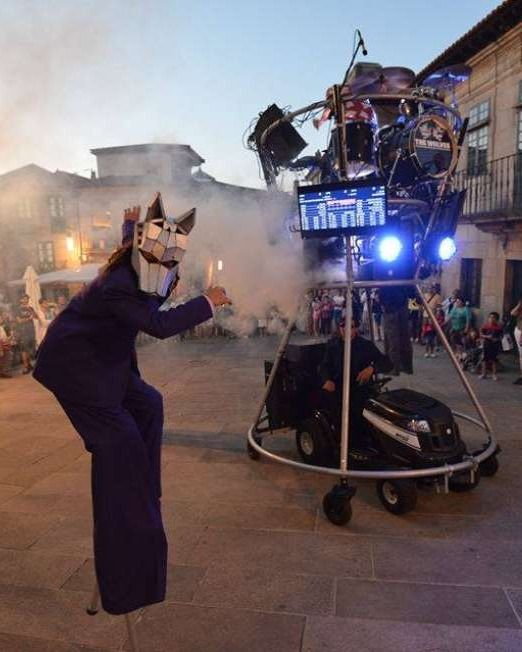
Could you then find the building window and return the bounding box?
[467,125,489,175]
[17,198,33,219]
[466,100,490,176]
[468,100,490,128]
[460,258,482,308]
[48,195,64,218]
[37,241,55,271]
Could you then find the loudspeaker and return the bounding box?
[251,104,307,166]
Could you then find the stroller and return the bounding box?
[460,329,482,373]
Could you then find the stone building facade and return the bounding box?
[418,0,522,319]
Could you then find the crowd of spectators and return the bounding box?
[2,283,521,386]
[0,293,66,378]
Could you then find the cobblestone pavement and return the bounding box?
[0,336,521,651]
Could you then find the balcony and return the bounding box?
[454,153,522,224]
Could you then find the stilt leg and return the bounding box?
[86,581,100,616]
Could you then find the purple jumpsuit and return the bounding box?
[33,262,212,614]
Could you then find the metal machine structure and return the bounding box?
[246,38,499,525]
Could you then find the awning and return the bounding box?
[8,263,101,286]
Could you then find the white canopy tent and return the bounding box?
[9,264,101,287]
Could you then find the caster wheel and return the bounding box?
[296,417,331,466]
[448,468,481,492]
[322,491,353,526]
[86,608,98,616]
[479,454,499,477]
[247,439,261,461]
[376,479,418,515]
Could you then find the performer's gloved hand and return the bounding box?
[124,206,141,222]
[205,286,232,307]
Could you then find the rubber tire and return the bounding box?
[376,479,418,515]
[448,468,481,492]
[247,440,261,461]
[322,492,353,526]
[296,418,331,466]
[479,454,499,477]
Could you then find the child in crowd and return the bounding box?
[422,308,444,358]
[480,311,503,380]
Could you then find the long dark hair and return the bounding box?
[100,242,133,277]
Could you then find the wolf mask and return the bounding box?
[132,193,196,297]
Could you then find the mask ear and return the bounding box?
[175,208,196,235]
[145,192,166,223]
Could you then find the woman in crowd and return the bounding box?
[15,294,38,374]
[35,297,56,347]
[447,296,471,362]
[320,292,333,336]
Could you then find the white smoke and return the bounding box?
[166,186,308,336]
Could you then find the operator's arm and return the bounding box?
[318,339,340,389]
[102,267,216,339]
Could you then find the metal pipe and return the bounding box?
[252,305,299,429]
[339,241,353,473]
[247,425,497,479]
[415,283,492,433]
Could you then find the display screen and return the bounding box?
[298,179,387,237]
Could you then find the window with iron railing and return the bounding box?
[466,100,490,176]
[467,125,489,175]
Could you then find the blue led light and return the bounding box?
[378,236,403,263]
[438,237,456,261]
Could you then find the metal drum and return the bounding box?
[331,99,378,177]
[378,114,457,186]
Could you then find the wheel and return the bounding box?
[376,479,418,515]
[296,417,331,466]
[322,491,353,526]
[479,454,499,477]
[448,468,481,492]
[247,439,261,461]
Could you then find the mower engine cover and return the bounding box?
[363,388,464,457]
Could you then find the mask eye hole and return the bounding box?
[140,250,159,264]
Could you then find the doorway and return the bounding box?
[504,259,522,317]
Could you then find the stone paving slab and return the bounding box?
[0,511,63,550]
[0,584,127,649]
[187,527,374,578]
[0,632,109,652]
[193,566,335,616]
[127,603,305,652]
[335,578,519,627]
[372,537,522,587]
[0,337,521,650]
[0,549,84,590]
[301,616,522,652]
